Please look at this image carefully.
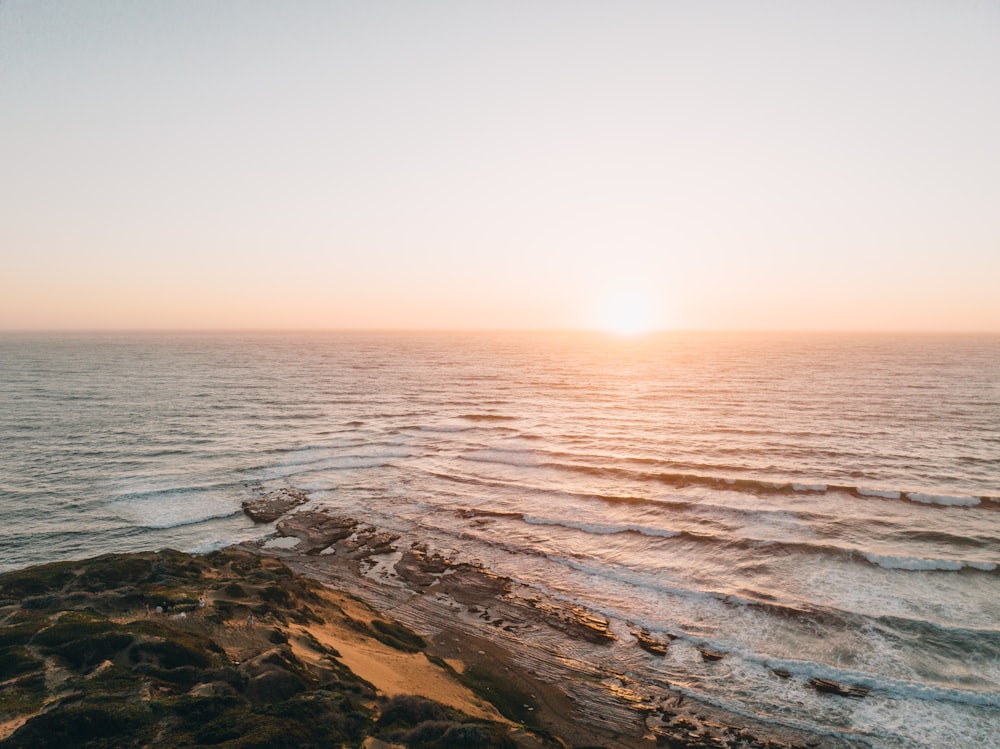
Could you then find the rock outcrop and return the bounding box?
[242,488,310,523]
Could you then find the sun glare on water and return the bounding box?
[598,291,658,336]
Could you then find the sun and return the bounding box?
[597,290,657,336]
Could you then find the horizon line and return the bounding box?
[1,327,998,336]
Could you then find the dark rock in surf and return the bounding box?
[242,488,310,523]
[634,628,673,656]
[528,601,616,644]
[808,677,869,698]
[275,512,358,554]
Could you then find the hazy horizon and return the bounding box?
[4,327,999,337]
[3,1,999,333]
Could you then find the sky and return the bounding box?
[1,1,998,332]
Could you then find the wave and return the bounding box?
[454,507,998,575]
[522,514,680,538]
[862,552,996,572]
[572,548,998,643]
[460,414,517,422]
[630,625,1000,713]
[460,449,539,467]
[750,655,1000,710]
[428,470,695,513]
[108,480,241,503]
[457,451,998,508]
[135,509,246,531]
[110,487,244,530]
[457,508,694,543]
[483,547,1000,695]
[855,487,901,499]
[906,492,982,507]
[278,444,409,463]
[264,439,369,455]
[243,451,409,479]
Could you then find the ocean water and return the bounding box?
[1,331,998,747]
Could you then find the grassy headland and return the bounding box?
[0,548,544,748]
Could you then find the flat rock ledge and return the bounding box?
[275,512,358,554]
[242,488,310,523]
[251,509,862,749]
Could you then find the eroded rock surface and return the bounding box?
[275,512,358,554]
[242,487,310,523]
[254,510,861,749]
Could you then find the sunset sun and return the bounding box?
[598,291,657,335]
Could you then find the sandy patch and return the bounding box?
[290,589,504,723]
[0,713,37,743]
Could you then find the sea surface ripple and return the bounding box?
[1,331,998,748]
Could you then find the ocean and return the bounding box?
[1,331,997,747]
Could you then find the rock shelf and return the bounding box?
[250,505,864,749]
[241,487,310,523]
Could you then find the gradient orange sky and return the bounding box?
[2,2,998,332]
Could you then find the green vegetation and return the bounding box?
[369,617,427,652]
[375,695,517,749]
[0,548,532,748]
[457,663,540,728]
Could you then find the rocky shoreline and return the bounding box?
[247,495,866,749]
[0,492,869,748]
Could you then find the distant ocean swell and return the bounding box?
[455,508,997,573]
[457,450,998,506]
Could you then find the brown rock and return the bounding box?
[275,512,358,554]
[634,628,673,656]
[808,678,869,698]
[242,488,309,523]
[395,544,455,588]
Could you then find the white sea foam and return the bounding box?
[862,552,996,572]
[110,488,241,529]
[753,655,1000,709]
[966,561,997,571]
[856,487,902,499]
[906,492,980,507]
[273,446,410,469]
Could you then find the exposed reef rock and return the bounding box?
[275,512,358,554]
[526,600,617,645]
[241,487,309,523]
[395,544,455,589]
[254,509,855,749]
[808,678,870,698]
[633,628,673,656]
